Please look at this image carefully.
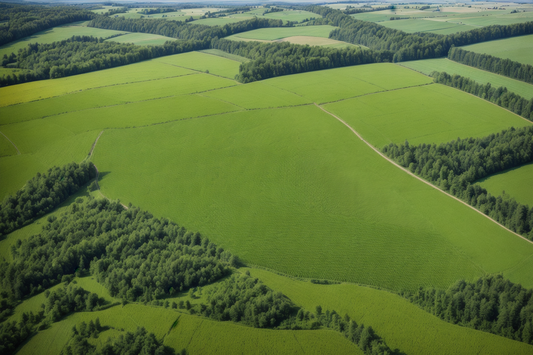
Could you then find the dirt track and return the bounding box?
[315,103,533,246]
[0,130,20,155]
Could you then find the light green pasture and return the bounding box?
[0,23,127,59]
[461,33,533,66]
[193,17,255,26]
[380,18,475,34]
[478,163,533,207]
[93,105,533,291]
[323,84,532,148]
[250,268,533,355]
[0,61,193,107]
[106,33,176,46]
[446,11,533,27]
[199,49,250,63]
[226,25,336,41]
[264,63,433,104]
[0,73,235,125]
[400,58,533,99]
[154,51,243,79]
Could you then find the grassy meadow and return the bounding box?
[0,133,17,157]
[153,51,243,79]
[323,83,532,148]
[226,25,336,41]
[461,33,533,66]
[249,268,533,355]
[478,163,533,207]
[400,58,533,99]
[106,32,176,46]
[380,18,476,34]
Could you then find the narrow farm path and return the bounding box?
[0,130,20,155]
[315,103,533,246]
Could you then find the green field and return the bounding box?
[478,163,533,206]
[106,32,176,46]
[226,25,336,41]
[199,49,250,63]
[0,132,17,157]
[400,58,533,99]
[461,33,533,66]
[92,102,533,291]
[249,268,533,355]
[380,18,475,34]
[264,63,433,104]
[446,11,533,27]
[0,22,126,59]
[323,83,532,148]
[153,51,243,79]
[193,16,255,26]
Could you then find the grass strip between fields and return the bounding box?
[315,103,533,247]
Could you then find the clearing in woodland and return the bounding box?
[477,163,533,207]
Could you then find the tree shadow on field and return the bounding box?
[97,171,111,184]
[392,348,407,355]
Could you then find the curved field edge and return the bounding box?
[248,268,533,355]
[91,105,533,291]
[16,303,360,355]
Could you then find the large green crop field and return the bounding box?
[400,58,533,99]
[249,268,533,355]
[461,33,533,66]
[91,103,533,291]
[225,25,336,41]
[106,32,176,46]
[323,83,531,148]
[478,163,533,207]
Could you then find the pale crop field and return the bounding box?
[106,32,176,46]
[0,22,127,59]
[92,103,533,291]
[478,163,533,207]
[379,18,475,34]
[0,60,193,107]
[323,83,532,148]
[400,58,533,99]
[461,33,533,66]
[249,268,533,355]
[154,51,243,79]
[226,25,336,41]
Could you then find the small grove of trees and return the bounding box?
[0,162,96,237]
[448,47,533,84]
[0,284,105,355]
[382,126,533,239]
[408,275,533,344]
[432,71,533,121]
[62,324,178,355]
[0,194,235,301]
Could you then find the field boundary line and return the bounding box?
[0,73,199,110]
[315,103,533,246]
[292,333,306,354]
[0,130,20,155]
[157,60,240,81]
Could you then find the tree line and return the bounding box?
[88,15,286,41]
[0,283,106,355]
[211,37,392,83]
[304,5,533,62]
[0,162,96,238]
[62,324,178,355]
[0,36,210,87]
[408,275,533,344]
[382,126,533,239]
[432,71,533,121]
[0,3,94,47]
[448,47,533,84]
